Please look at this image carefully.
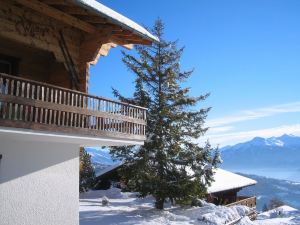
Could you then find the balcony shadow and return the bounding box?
[0,139,78,185]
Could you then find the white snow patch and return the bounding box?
[80,189,300,225]
[265,137,284,147]
[80,188,254,225]
[254,205,300,225]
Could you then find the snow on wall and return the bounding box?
[208,169,257,193]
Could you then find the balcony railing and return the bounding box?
[226,196,257,222]
[226,196,256,208]
[0,73,146,141]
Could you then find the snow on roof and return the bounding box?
[96,162,123,177]
[208,169,257,194]
[95,163,256,194]
[73,0,159,42]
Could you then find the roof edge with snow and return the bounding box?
[73,0,159,43]
[207,169,257,194]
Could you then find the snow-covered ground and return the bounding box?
[254,205,300,225]
[80,188,300,225]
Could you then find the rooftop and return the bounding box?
[208,169,257,194]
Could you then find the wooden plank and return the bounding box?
[1,73,147,110]
[56,6,89,15]
[0,95,146,125]
[40,0,70,5]
[14,0,96,33]
[0,119,146,141]
[0,1,81,64]
[76,15,108,24]
[110,37,143,49]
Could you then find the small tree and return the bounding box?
[263,198,285,211]
[80,147,95,192]
[262,203,269,212]
[269,198,284,209]
[111,19,220,209]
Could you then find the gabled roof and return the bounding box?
[207,169,257,194]
[73,0,159,43]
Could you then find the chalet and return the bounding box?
[0,1,157,225]
[94,164,257,209]
[207,169,257,208]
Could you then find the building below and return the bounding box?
[94,161,257,209]
[207,169,257,208]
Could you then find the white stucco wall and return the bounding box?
[0,127,144,225]
[0,136,79,225]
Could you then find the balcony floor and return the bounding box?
[0,126,145,147]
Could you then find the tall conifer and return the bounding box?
[111,20,220,209]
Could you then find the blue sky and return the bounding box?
[89,0,300,147]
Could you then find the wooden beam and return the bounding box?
[96,24,122,31]
[40,0,70,5]
[98,43,117,56]
[110,37,135,49]
[57,6,89,15]
[14,0,96,33]
[76,15,108,24]
[122,44,134,50]
[111,36,150,46]
[80,28,113,64]
[42,0,70,4]
[112,30,133,35]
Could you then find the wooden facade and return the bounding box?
[206,188,257,209]
[0,0,155,140]
[226,196,256,208]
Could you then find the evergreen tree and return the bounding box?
[79,147,95,192]
[262,198,285,211]
[268,198,285,210]
[111,19,220,209]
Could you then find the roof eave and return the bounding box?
[72,0,159,43]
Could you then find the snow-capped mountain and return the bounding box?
[85,147,119,175]
[85,147,115,165]
[220,134,300,169]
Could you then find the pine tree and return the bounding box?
[111,19,220,209]
[79,147,95,192]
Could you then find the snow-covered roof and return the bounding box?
[96,162,123,177]
[208,169,257,194]
[73,0,159,42]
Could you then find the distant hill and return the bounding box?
[238,173,300,211]
[220,134,300,169]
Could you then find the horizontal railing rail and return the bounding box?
[226,196,256,208]
[0,73,146,140]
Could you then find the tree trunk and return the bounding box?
[155,197,165,209]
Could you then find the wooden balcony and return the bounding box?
[226,196,256,208]
[226,196,257,221]
[0,73,146,141]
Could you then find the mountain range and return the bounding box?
[85,135,300,210]
[220,134,300,169]
[84,147,119,175]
